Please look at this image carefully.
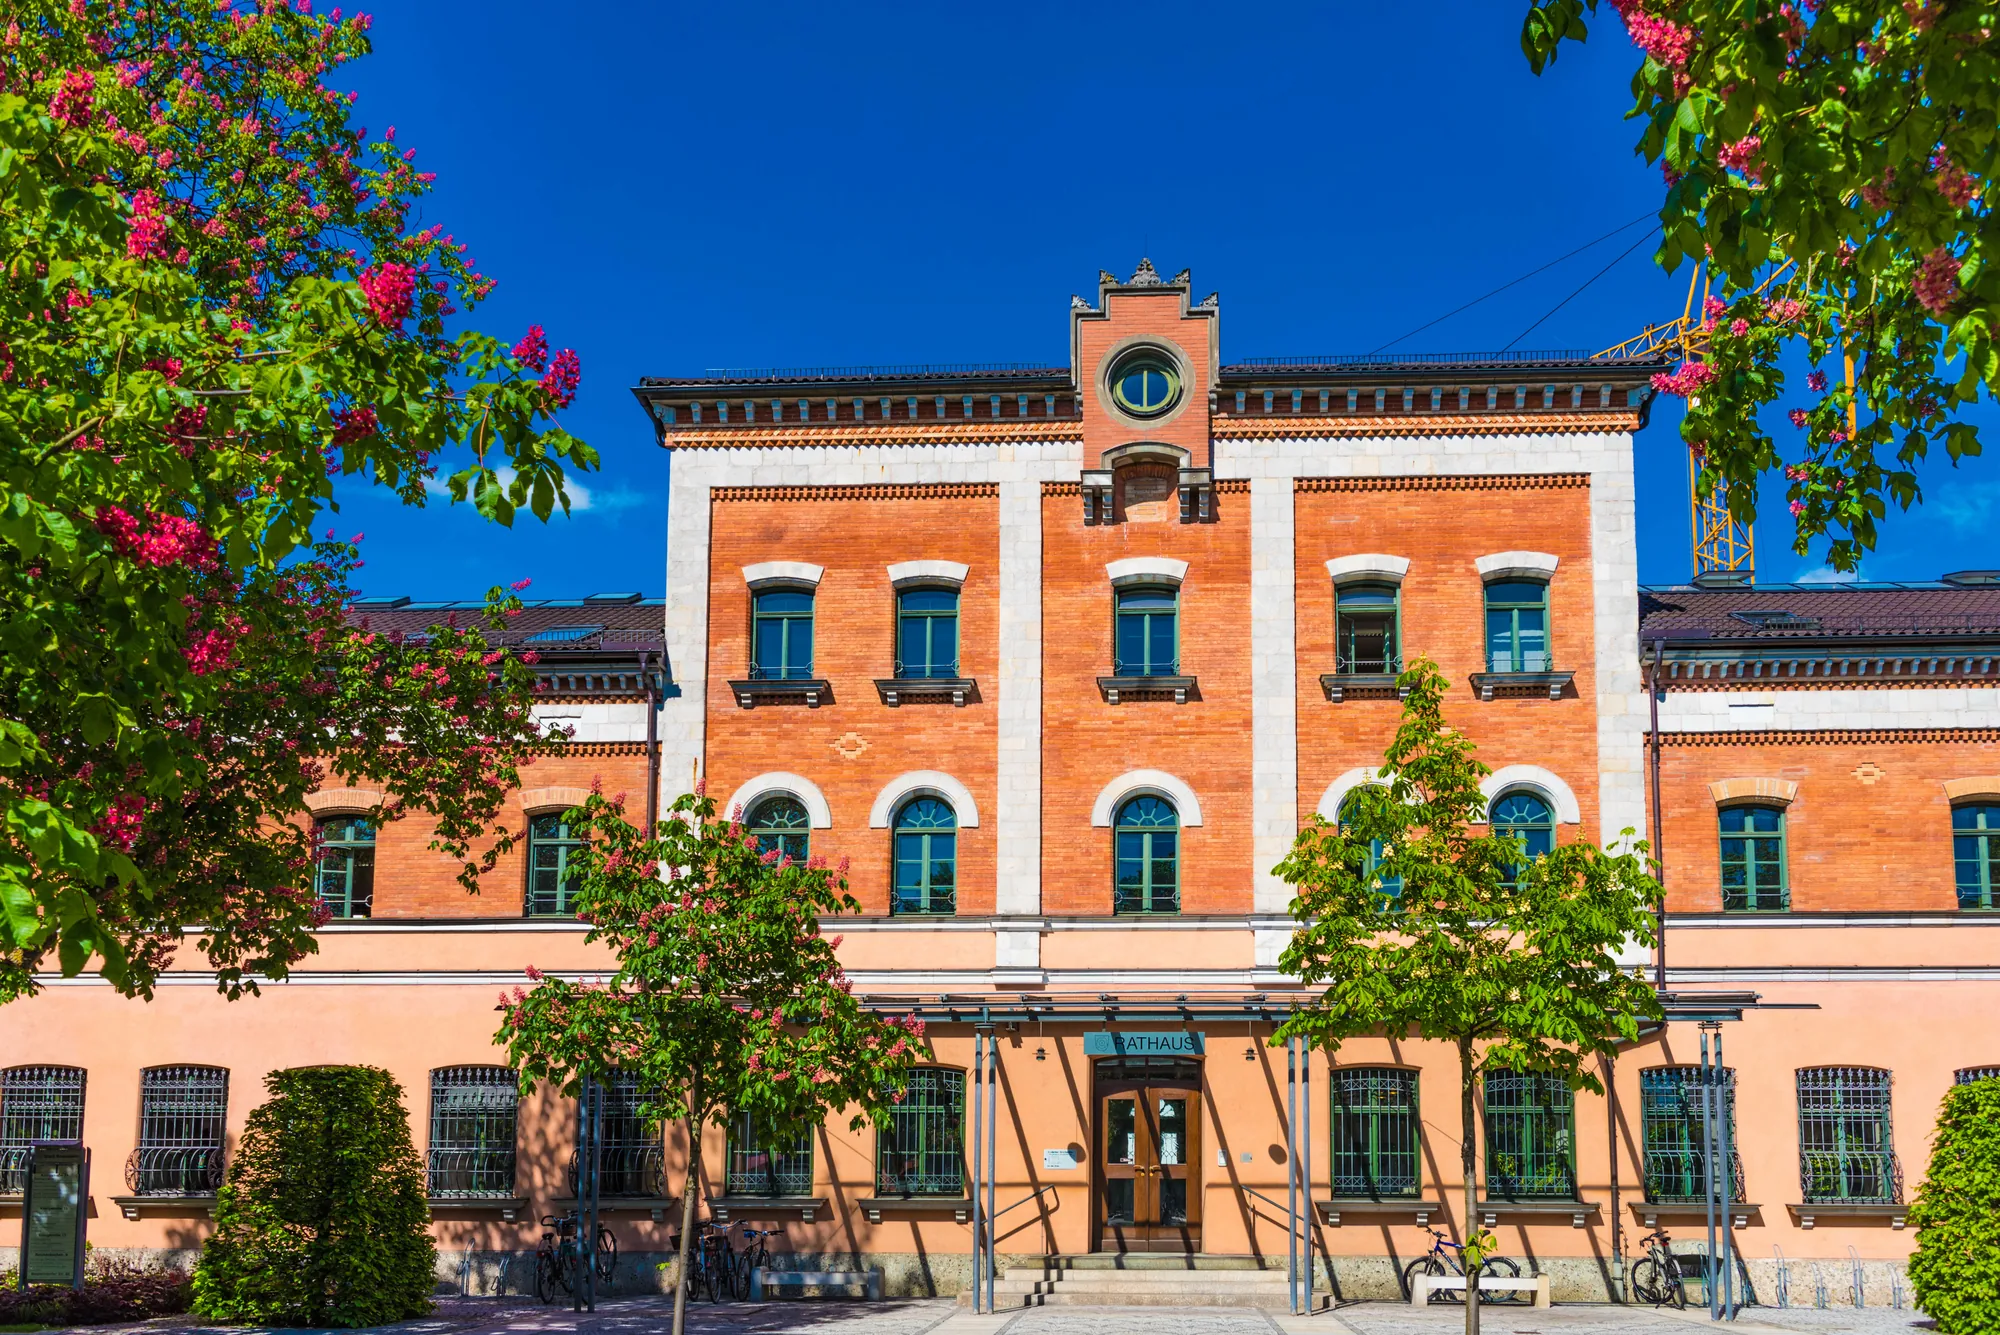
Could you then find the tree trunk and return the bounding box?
[670,1081,703,1335]
[1460,1037,1479,1335]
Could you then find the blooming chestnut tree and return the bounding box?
[1523,1,1995,570]
[497,787,922,1335]
[0,2,594,1000]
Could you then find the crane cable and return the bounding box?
[1500,226,1662,352]
[1369,208,1659,355]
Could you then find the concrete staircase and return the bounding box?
[966,1255,1329,1310]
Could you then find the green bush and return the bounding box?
[192,1066,436,1328]
[1908,1077,2000,1335]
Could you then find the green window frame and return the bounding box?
[1953,803,2000,909]
[0,1066,85,1197]
[1638,1066,1743,1204]
[526,812,583,918]
[1114,586,1179,678]
[896,587,960,680]
[1798,1067,1899,1204]
[892,797,956,916]
[876,1067,964,1197]
[1491,789,1555,890]
[751,588,814,680]
[746,795,810,863]
[427,1066,518,1198]
[1110,357,1181,417]
[1483,1070,1576,1200]
[727,1110,814,1197]
[314,815,375,919]
[1483,579,1550,672]
[1334,581,1401,675]
[1113,795,1179,915]
[1329,1068,1419,1200]
[1337,790,1402,905]
[1720,804,1788,912]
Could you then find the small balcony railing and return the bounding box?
[125,1146,224,1196]
[427,1147,518,1198]
[567,1144,667,1198]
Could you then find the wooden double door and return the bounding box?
[1097,1080,1203,1252]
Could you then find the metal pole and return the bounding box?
[1717,1028,1735,1321]
[986,1033,998,1315]
[1286,1036,1299,1316]
[1301,1043,1313,1314]
[1649,639,1669,989]
[1700,1029,1719,1321]
[970,1033,984,1313]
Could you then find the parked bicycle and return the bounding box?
[669,1221,740,1303]
[1630,1226,1688,1309]
[733,1225,785,1295]
[533,1210,617,1304]
[1401,1226,1527,1304]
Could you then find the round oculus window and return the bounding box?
[1110,354,1182,418]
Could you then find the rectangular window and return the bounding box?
[315,816,375,919]
[896,588,959,679]
[1114,587,1178,677]
[727,1110,813,1197]
[527,813,583,918]
[1720,805,1788,911]
[1639,1066,1743,1204]
[1334,582,1401,675]
[876,1068,964,1197]
[571,1072,665,1198]
[1483,580,1550,672]
[0,1066,85,1196]
[1329,1068,1419,1199]
[751,589,814,680]
[1953,804,1999,909]
[1798,1067,1899,1203]
[131,1066,228,1197]
[428,1067,518,1198]
[1483,1070,1576,1200]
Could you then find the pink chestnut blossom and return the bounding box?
[1914,248,1962,316]
[357,262,417,330]
[1650,361,1717,398]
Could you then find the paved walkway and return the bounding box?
[38,1295,1934,1335]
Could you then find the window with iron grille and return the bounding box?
[526,813,582,918]
[1113,795,1179,914]
[875,1068,963,1197]
[1329,1068,1419,1199]
[896,588,959,679]
[314,815,375,918]
[128,1066,227,1196]
[747,795,810,863]
[428,1067,517,1198]
[1483,1070,1576,1200]
[892,797,956,916]
[1335,582,1401,675]
[727,1110,813,1197]
[1798,1067,1900,1204]
[1953,803,1999,909]
[1720,805,1788,912]
[750,589,814,680]
[568,1072,664,1198]
[1956,1066,2000,1085]
[0,1066,85,1196]
[1638,1066,1744,1204]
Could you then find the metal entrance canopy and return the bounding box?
[855,987,1779,1025]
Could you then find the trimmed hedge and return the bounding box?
[191,1065,436,1328]
[1908,1076,2000,1335]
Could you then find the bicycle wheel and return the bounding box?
[1660,1253,1688,1310]
[1478,1255,1525,1304]
[1631,1256,1667,1305]
[595,1227,618,1288]
[534,1248,559,1305]
[1403,1255,1455,1303]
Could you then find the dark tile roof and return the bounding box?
[345,597,664,653]
[1218,350,1663,377]
[1639,583,2000,643]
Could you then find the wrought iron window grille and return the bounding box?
[567,1073,665,1197]
[428,1067,518,1198]
[0,1065,85,1196]
[1955,1065,2000,1085]
[726,1110,813,1197]
[875,1068,964,1197]
[1483,1070,1577,1200]
[1638,1065,1744,1204]
[1797,1067,1901,1204]
[128,1066,227,1196]
[1329,1068,1420,1199]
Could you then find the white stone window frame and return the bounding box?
[1105,556,1190,589]
[868,771,982,828]
[1089,770,1204,827]
[1315,767,1393,822]
[1325,554,1411,586]
[724,772,833,828]
[741,561,825,591]
[886,560,970,591]
[1473,551,1560,582]
[1479,765,1583,825]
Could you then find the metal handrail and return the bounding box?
[1240,1185,1295,1219]
[988,1183,1058,1223]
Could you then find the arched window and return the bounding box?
[1953,803,1999,910]
[747,795,810,863]
[314,815,375,919]
[1335,582,1401,675]
[751,589,814,680]
[1114,795,1179,914]
[892,797,956,916]
[526,813,583,917]
[1337,790,1402,904]
[1720,804,1788,912]
[1490,790,1555,888]
[1114,587,1178,678]
[1484,579,1550,672]
[896,588,959,680]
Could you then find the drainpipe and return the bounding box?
[1648,638,1667,990]
[644,651,661,830]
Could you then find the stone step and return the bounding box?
[1000,1271,1291,1288]
[1031,1253,1274,1271]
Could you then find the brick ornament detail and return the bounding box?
[1851,761,1887,785]
[829,732,871,761]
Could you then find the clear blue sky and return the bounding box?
[331,1,1999,601]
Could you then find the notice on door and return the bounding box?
[1083,1031,1204,1057]
[21,1144,88,1288]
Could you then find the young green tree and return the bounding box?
[1521,1,1996,572]
[1907,1076,2000,1335]
[1273,659,1661,1335]
[191,1065,435,1329]
[0,2,594,998]
[497,786,923,1335]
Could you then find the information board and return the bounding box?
[19,1143,88,1290]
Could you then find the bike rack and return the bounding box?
[1771,1245,1790,1309]
[1846,1246,1866,1309]
[1891,1268,1905,1310]
[1809,1260,1829,1309]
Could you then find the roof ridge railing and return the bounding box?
[1223,350,1598,369]
[658,362,1066,383]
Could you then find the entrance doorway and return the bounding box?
[1094,1058,1202,1253]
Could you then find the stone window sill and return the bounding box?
[1319,673,1408,703]
[874,677,978,707]
[1476,1198,1599,1228]
[110,1194,216,1221]
[428,1195,530,1222]
[729,678,830,708]
[1788,1200,1907,1229]
[1469,670,1575,702]
[1098,675,1197,705]
[553,1195,681,1222]
[708,1194,828,1223]
[1315,1197,1442,1226]
[1631,1200,1760,1230]
[858,1195,970,1224]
